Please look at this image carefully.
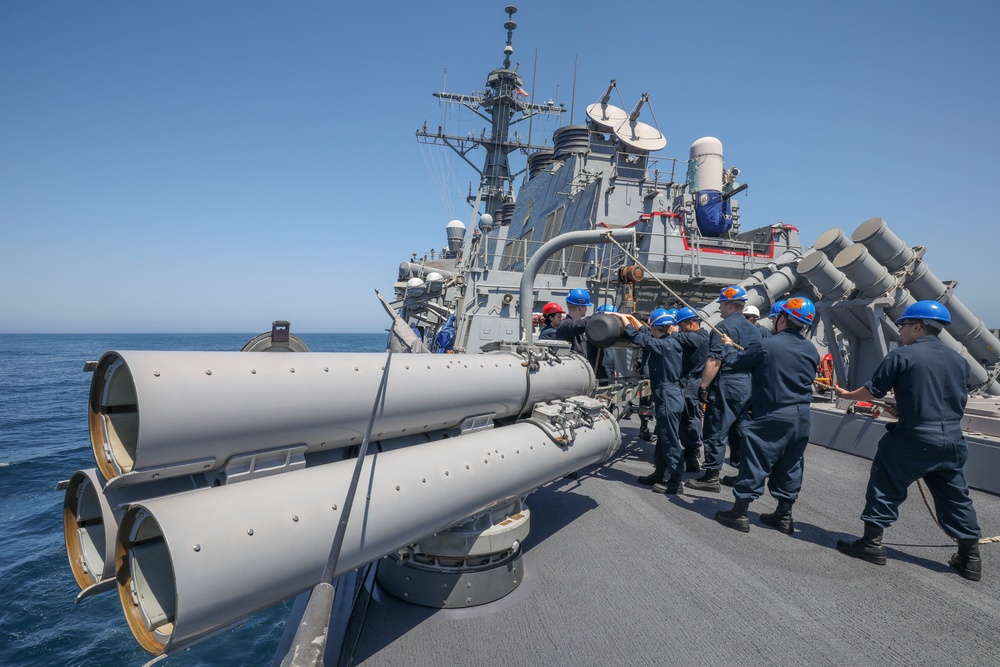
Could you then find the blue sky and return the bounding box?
[2,1,998,333]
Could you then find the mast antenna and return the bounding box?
[503,6,517,69]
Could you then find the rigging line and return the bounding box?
[916,478,1000,544]
[603,233,742,349]
[526,48,537,151]
[279,344,395,667]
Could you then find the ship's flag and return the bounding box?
[514,86,529,97]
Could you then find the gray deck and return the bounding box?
[344,422,1000,666]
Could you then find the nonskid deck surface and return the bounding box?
[347,421,1000,666]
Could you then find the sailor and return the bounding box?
[555,288,606,378]
[833,300,983,581]
[722,303,772,479]
[538,302,566,340]
[615,309,685,493]
[672,306,709,472]
[713,297,819,533]
[687,286,761,493]
[743,304,771,338]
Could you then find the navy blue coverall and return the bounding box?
[556,316,608,380]
[861,336,981,541]
[674,328,709,457]
[726,329,819,501]
[538,324,558,340]
[703,312,761,471]
[728,323,772,463]
[626,325,684,479]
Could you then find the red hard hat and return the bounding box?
[542,302,565,315]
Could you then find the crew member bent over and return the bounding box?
[617,309,686,494]
[687,286,761,493]
[556,288,607,379]
[714,298,819,532]
[834,300,983,581]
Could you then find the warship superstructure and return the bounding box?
[56,6,1000,666]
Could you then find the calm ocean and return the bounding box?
[0,333,387,667]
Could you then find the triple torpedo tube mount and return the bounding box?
[63,346,621,655]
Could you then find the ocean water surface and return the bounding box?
[0,333,387,667]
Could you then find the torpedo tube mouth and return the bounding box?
[63,470,111,589]
[89,352,139,480]
[117,507,177,654]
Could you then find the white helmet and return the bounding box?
[743,305,760,318]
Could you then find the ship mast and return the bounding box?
[415,5,564,219]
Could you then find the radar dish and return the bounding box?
[613,118,666,153]
[586,102,629,131]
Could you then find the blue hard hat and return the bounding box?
[718,285,749,302]
[674,306,699,324]
[649,308,675,327]
[665,308,678,318]
[597,304,618,313]
[779,297,816,326]
[895,300,951,326]
[769,299,787,318]
[566,288,592,307]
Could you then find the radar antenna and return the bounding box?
[503,5,517,69]
[586,79,628,130]
[613,93,666,153]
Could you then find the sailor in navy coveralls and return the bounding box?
[834,300,983,580]
[713,297,819,533]
[687,286,761,493]
[672,307,710,472]
[618,309,686,494]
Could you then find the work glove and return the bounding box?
[697,386,709,404]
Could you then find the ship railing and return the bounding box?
[499,234,631,280]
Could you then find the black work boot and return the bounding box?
[836,522,886,565]
[685,469,721,493]
[759,500,795,534]
[638,420,652,442]
[684,449,702,473]
[715,499,751,532]
[637,471,664,486]
[949,539,982,581]
[721,474,737,487]
[654,474,684,495]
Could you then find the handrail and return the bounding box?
[518,229,637,341]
